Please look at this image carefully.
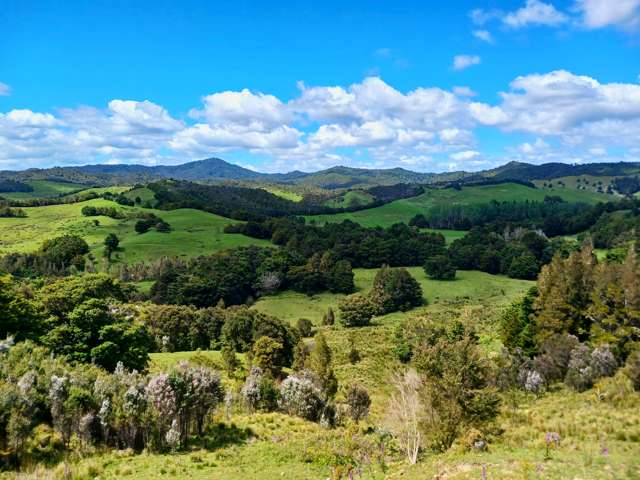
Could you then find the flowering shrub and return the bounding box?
[278,373,325,421]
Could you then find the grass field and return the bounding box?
[0,198,269,264]
[0,180,89,200]
[253,267,533,327]
[262,186,303,202]
[305,182,613,228]
[325,190,375,209]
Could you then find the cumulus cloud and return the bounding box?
[0,82,10,96]
[450,150,480,161]
[473,29,494,43]
[574,0,640,30]
[1,72,639,172]
[493,70,640,142]
[453,55,481,71]
[503,0,568,28]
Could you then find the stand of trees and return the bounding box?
[498,243,640,392]
[0,235,90,277]
[226,218,447,268]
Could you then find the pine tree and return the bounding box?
[309,331,338,398]
[292,340,308,372]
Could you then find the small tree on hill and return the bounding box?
[423,255,456,280]
[309,331,337,398]
[135,220,150,234]
[252,336,285,378]
[322,307,335,326]
[103,233,119,260]
[345,384,371,423]
[369,266,423,315]
[339,294,376,327]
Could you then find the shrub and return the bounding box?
[369,266,423,315]
[278,374,325,421]
[339,294,376,327]
[423,255,456,280]
[624,350,640,391]
[565,344,617,392]
[252,336,285,378]
[322,307,335,326]
[241,367,278,412]
[345,384,371,423]
[412,327,500,452]
[532,334,579,384]
[296,318,313,338]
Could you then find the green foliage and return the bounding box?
[411,323,500,452]
[338,293,376,327]
[369,266,423,315]
[252,336,286,378]
[344,384,370,423]
[624,351,640,391]
[296,318,313,337]
[221,344,240,377]
[0,275,40,341]
[308,331,338,398]
[499,287,537,356]
[39,234,89,272]
[423,255,456,280]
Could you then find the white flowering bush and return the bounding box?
[278,374,325,421]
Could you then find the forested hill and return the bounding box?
[1,157,640,190]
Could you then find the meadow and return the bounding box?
[0,198,269,264]
[305,182,612,228]
[0,180,89,200]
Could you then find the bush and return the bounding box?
[345,384,371,423]
[296,318,313,337]
[278,374,325,421]
[423,255,456,280]
[565,344,617,392]
[624,350,640,391]
[241,367,278,412]
[369,266,423,315]
[252,336,286,378]
[339,294,376,327]
[412,325,500,452]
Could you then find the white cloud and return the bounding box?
[450,150,480,161]
[469,8,503,25]
[574,0,640,30]
[494,70,640,142]
[504,0,568,28]
[453,86,477,97]
[453,55,481,71]
[473,29,494,43]
[0,83,10,96]
[191,88,292,130]
[1,72,639,172]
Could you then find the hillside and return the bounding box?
[0,198,269,263]
[3,158,640,192]
[305,182,612,228]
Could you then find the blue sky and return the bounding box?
[1,0,639,172]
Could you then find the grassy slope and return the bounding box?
[305,183,612,228]
[0,180,87,200]
[262,186,303,202]
[0,198,269,263]
[325,190,375,209]
[252,267,532,327]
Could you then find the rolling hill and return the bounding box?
[2,157,639,192]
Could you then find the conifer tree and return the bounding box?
[309,331,338,398]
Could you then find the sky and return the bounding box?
[1,0,640,173]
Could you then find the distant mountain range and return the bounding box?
[1,157,639,190]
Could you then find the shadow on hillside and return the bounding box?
[193,422,253,451]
